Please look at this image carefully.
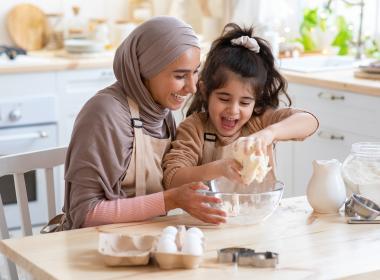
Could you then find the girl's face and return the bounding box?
[144,47,200,110]
[208,71,255,137]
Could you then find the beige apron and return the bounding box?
[202,124,277,193]
[41,97,171,233]
[121,97,171,197]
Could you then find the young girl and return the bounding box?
[163,23,319,190]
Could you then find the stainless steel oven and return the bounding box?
[0,95,58,229]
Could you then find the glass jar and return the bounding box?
[45,13,64,50]
[65,6,87,39]
[89,18,110,50]
[342,142,380,204]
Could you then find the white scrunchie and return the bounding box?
[231,36,260,53]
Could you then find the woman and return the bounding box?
[60,17,226,230]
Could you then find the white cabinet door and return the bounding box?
[289,83,380,138]
[287,83,380,196]
[0,72,56,99]
[57,68,115,145]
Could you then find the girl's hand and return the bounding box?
[164,182,227,224]
[245,128,275,156]
[214,159,244,185]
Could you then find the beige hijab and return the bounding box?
[62,16,200,230]
[113,16,200,130]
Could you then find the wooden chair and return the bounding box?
[0,147,67,280]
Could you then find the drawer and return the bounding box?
[289,83,380,138]
[57,68,115,94]
[0,72,56,98]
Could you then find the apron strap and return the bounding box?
[202,132,217,164]
[127,97,146,196]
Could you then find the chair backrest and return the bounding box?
[0,147,67,280]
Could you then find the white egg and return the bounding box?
[157,239,177,253]
[181,236,203,256]
[186,227,204,239]
[158,233,176,243]
[184,232,202,244]
[162,226,178,236]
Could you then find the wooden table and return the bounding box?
[1,196,380,279]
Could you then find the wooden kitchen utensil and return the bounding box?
[6,3,48,51]
[354,70,380,80]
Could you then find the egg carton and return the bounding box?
[98,232,156,266]
[154,251,203,269]
[98,226,205,269]
[154,225,204,269]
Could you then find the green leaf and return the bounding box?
[338,45,349,55]
[319,19,327,32]
[331,16,352,55]
[303,8,318,30]
[301,34,316,51]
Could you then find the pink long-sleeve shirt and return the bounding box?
[83,192,166,227]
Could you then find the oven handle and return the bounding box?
[0,131,48,142]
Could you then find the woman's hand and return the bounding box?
[164,182,227,224]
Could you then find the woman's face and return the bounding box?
[208,71,255,137]
[144,47,200,110]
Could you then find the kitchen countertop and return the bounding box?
[0,51,379,97]
[282,69,380,97]
[0,50,114,74]
[1,196,380,280]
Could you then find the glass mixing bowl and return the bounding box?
[202,177,284,225]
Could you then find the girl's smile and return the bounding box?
[221,115,239,130]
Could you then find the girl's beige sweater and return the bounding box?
[162,107,318,188]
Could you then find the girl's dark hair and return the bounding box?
[186,23,291,117]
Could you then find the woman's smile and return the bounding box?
[172,93,187,104]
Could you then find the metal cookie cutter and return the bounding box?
[345,194,380,220]
[217,247,278,268]
[218,247,255,263]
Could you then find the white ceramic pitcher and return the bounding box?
[306,159,346,213]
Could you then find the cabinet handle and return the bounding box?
[0,131,49,142]
[318,92,345,101]
[100,71,114,78]
[318,131,345,141]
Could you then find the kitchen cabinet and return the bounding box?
[0,69,115,211]
[0,68,116,146]
[278,83,380,197]
[56,68,115,145]
[0,72,56,99]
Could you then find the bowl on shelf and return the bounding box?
[202,177,284,225]
[64,39,104,53]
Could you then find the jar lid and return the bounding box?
[351,142,380,157]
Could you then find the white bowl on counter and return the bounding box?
[64,39,104,53]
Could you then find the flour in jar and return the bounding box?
[343,159,380,185]
[342,157,380,201]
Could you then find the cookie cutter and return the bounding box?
[345,194,380,220]
[217,247,278,268]
[347,216,380,224]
